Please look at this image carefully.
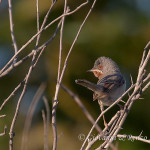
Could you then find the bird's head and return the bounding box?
[88,56,120,79]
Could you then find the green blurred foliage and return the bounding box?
[0,0,150,149]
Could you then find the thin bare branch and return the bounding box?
[0,125,7,136]
[35,1,56,47]
[8,0,18,63]
[140,41,150,67]
[130,74,134,85]
[0,114,6,118]
[0,80,24,111]
[42,96,50,150]
[52,1,68,149]
[21,83,46,150]
[42,110,48,150]
[36,0,39,36]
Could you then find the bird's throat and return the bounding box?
[93,71,103,79]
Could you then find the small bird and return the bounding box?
[75,56,126,127]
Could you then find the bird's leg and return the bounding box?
[99,101,109,129]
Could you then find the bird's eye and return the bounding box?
[98,64,103,70]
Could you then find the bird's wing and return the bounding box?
[97,74,125,93]
[75,79,101,92]
[75,79,107,101]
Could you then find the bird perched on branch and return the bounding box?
[75,56,126,127]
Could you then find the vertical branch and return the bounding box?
[140,41,150,67]
[52,1,67,150]
[57,3,66,81]
[36,0,40,35]
[35,1,56,47]
[21,83,46,150]
[42,110,47,150]
[8,0,18,63]
[42,96,50,150]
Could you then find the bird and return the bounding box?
[75,56,126,128]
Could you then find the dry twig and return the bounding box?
[0,125,7,136]
[42,96,50,150]
[21,83,46,150]
[8,0,18,63]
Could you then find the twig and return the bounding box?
[33,46,45,68]
[36,0,39,34]
[57,3,67,82]
[42,110,48,150]
[52,1,68,149]
[130,74,134,85]
[35,1,56,47]
[140,41,150,67]
[36,0,40,47]
[8,0,18,63]
[0,114,6,118]
[0,80,24,111]
[21,83,46,150]
[42,110,46,148]
[0,125,7,136]
[42,96,50,150]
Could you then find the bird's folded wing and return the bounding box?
[97,74,125,93]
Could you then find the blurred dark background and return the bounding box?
[0,0,150,149]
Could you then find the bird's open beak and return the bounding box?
[87,68,102,73]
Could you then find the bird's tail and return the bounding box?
[75,79,100,92]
